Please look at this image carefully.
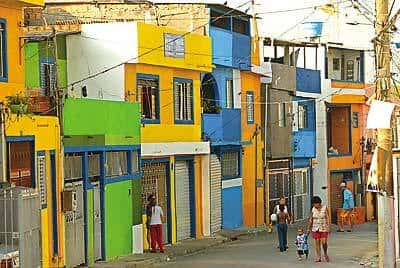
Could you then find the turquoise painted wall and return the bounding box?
[104,180,133,260]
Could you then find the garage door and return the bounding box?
[175,161,192,241]
[142,162,169,243]
[210,154,222,233]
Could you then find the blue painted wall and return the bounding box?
[293,97,316,159]
[210,26,251,70]
[293,157,310,169]
[222,186,243,228]
[203,108,241,142]
[296,68,321,94]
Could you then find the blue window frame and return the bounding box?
[174,78,194,124]
[0,19,7,82]
[137,73,160,124]
[246,91,254,124]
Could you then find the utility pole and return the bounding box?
[375,0,396,267]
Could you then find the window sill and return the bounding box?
[222,175,241,181]
[327,153,352,158]
[142,119,160,124]
[175,120,194,125]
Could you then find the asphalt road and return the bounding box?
[156,223,378,268]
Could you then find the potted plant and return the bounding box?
[6,93,29,116]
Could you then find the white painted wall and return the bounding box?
[232,69,242,109]
[67,22,139,101]
[141,142,210,156]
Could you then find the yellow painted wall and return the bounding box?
[331,94,366,104]
[5,115,64,267]
[125,64,203,143]
[137,23,212,73]
[240,71,264,227]
[0,6,25,101]
[331,81,365,89]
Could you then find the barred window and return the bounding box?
[298,105,307,129]
[106,151,128,177]
[37,153,47,208]
[174,79,193,122]
[246,92,254,123]
[222,151,239,178]
[64,154,83,181]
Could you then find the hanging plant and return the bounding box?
[6,93,29,116]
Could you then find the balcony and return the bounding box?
[202,108,241,143]
[326,48,365,89]
[296,68,321,94]
[293,130,316,158]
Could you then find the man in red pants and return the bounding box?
[149,198,165,253]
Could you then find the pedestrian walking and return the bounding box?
[337,181,355,232]
[295,227,309,260]
[273,196,291,249]
[277,204,290,252]
[149,197,165,253]
[307,196,331,263]
[145,194,156,251]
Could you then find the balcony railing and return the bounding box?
[202,108,241,143]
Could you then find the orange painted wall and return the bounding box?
[331,81,365,89]
[328,103,362,208]
[240,71,264,227]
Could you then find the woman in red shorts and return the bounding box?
[307,196,331,262]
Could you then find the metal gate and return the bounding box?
[268,171,290,215]
[292,169,310,221]
[142,162,169,243]
[93,184,102,261]
[330,171,354,223]
[210,154,222,233]
[175,161,191,241]
[0,187,41,268]
[64,182,85,268]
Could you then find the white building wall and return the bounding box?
[66,22,139,101]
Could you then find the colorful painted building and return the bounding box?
[0,1,67,267]
[66,21,212,249]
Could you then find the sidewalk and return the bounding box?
[92,226,266,268]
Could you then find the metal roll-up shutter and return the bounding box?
[210,154,222,233]
[175,161,191,241]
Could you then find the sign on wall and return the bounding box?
[164,33,185,58]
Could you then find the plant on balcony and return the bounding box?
[202,100,221,114]
[6,93,29,116]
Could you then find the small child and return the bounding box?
[295,227,309,260]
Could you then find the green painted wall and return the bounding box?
[132,179,142,226]
[63,99,141,145]
[86,189,94,265]
[25,42,40,88]
[104,180,133,260]
[24,38,67,89]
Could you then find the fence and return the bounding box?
[0,187,41,268]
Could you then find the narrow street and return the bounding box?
[156,223,378,268]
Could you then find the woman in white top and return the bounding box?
[149,198,165,253]
[307,196,331,263]
[273,196,291,249]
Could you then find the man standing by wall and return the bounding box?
[338,182,355,232]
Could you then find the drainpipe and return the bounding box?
[263,85,268,225]
[0,103,6,184]
[254,124,260,227]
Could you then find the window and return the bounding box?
[131,151,139,173]
[352,112,359,128]
[174,78,193,123]
[137,75,159,122]
[222,151,239,178]
[298,105,307,129]
[327,106,351,155]
[346,60,354,80]
[88,153,100,183]
[106,151,128,177]
[226,79,234,108]
[333,58,340,71]
[278,103,286,127]
[37,153,47,209]
[0,20,6,81]
[40,61,57,96]
[232,18,249,35]
[64,154,83,181]
[164,33,185,58]
[246,91,254,123]
[210,9,231,30]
